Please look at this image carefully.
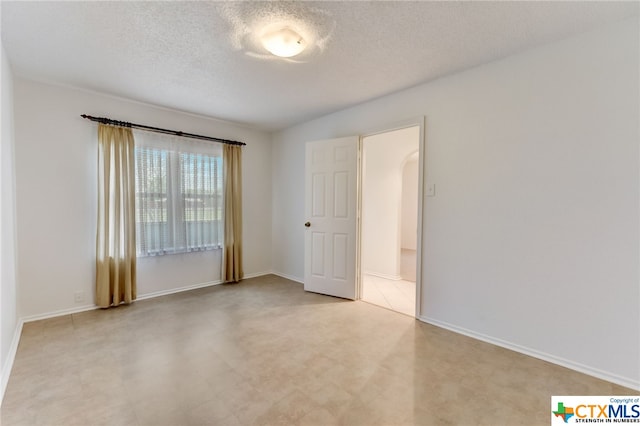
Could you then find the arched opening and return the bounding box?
[360,126,419,316]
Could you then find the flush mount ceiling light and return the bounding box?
[261,26,306,58]
[219,2,334,62]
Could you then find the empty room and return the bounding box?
[1,1,639,425]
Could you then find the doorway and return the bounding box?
[359,126,420,316]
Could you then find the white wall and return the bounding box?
[272,19,639,388]
[13,79,272,318]
[362,127,418,279]
[401,154,419,251]
[1,44,19,399]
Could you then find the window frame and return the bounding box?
[133,131,223,257]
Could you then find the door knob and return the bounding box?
[304,222,311,227]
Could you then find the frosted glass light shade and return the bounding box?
[261,27,306,58]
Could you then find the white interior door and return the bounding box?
[304,136,358,299]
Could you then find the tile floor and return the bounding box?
[361,274,415,317]
[1,274,635,426]
[362,249,416,316]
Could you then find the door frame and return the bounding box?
[356,116,426,317]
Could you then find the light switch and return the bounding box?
[426,183,435,197]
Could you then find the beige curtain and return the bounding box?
[223,144,243,283]
[96,124,137,308]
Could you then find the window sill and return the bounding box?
[137,246,222,258]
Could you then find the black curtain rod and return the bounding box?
[80,114,246,146]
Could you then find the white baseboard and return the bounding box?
[271,271,303,284]
[363,271,403,281]
[419,315,640,391]
[22,304,98,323]
[137,280,222,301]
[243,271,272,280]
[23,280,226,323]
[22,274,272,322]
[1,319,23,403]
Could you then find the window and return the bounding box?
[134,131,223,256]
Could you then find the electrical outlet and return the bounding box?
[74,292,85,303]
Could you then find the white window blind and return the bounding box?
[134,130,223,256]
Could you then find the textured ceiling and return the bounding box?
[1,1,638,131]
